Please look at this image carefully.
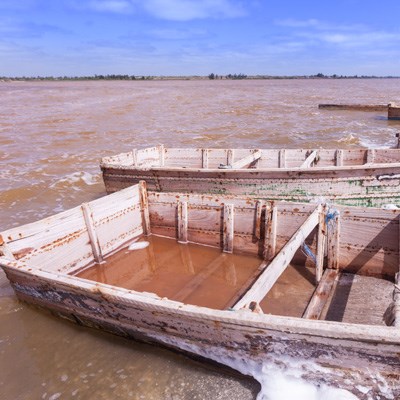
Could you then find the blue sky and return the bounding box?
[1,0,400,76]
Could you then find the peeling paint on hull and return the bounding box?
[102,166,400,208]
[5,268,400,400]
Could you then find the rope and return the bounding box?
[301,242,317,265]
[325,208,340,231]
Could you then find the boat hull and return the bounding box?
[101,165,400,207]
[5,266,400,400]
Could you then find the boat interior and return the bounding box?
[1,182,399,327]
[101,144,400,169]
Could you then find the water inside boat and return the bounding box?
[75,235,393,324]
[76,235,262,310]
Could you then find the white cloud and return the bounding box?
[85,0,134,13]
[146,28,208,40]
[70,0,246,19]
[276,18,321,28]
[142,0,246,21]
[275,18,400,50]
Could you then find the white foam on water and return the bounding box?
[145,333,374,400]
[337,133,360,145]
[252,364,359,400]
[49,171,100,189]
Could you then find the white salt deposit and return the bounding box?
[128,241,149,250]
[147,332,366,400]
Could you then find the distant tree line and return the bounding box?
[0,74,155,81]
[208,73,247,80]
[1,73,400,82]
[208,72,400,80]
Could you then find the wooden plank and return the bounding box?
[366,149,376,164]
[254,200,264,240]
[224,260,268,309]
[231,150,261,169]
[219,150,262,169]
[0,235,15,260]
[81,203,103,264]
[177,201,188,243]
[233,205,321,310]
[0,243,15,260]
[300,150,318,168]
[132,149,138,166]
[388,103,400,120]
[318,104,387,111]
[263,205,277,261]
[394,272,400,327]
[139,181,151,236]
[326,209,340,269]
[279,149,286,168]
[223,204,234,253]
[227,149,234,166]
[159,144,165,167]
[202,149,209,169]
[335,149,344,166]
[316,206,327,283]
[303,269,339,319]
[396,215,400,327]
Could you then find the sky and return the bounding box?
[1,0,400,77]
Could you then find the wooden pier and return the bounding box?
[318,104,387,111]
[388,102,400,120]
[319,102,400,120]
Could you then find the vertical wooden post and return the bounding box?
[132,149,138,166]
[335,149,344,166]
[366,149,375,164]
[177,201,188,243]
[254,200,264,240]
[202,149,209,169]
[139,180,151,236]
[264,204,277,260]
[316,206,327,283]
[227,149,234,166]
[0,236,15,260]
[223,204,234,253]
[158,144,165,167]
[279,149,286,168]
[81,203,103,264]
[327,210,340,269]
[394,272,400,327]
[396,215,400,326]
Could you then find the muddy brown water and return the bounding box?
[1,79,400,399]
[77,236,263,311]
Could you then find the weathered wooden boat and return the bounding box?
[0,182,399,398]
[100,138,400,208]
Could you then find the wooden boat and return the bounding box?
[101,138,400,207]
[0,182,399,398]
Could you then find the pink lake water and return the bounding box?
[1,79,399,399]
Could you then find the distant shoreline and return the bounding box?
[1,74,400,82]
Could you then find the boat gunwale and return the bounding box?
[1,256,399,346]
[100,161,400,173]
